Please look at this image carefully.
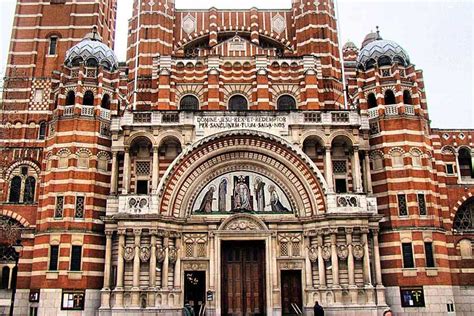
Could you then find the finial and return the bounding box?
[92,26,98,41]
[376,26,381,39]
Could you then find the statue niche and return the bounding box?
[193,171,292,214]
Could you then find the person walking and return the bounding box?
[183,301,195,316]
[314,301,324,316]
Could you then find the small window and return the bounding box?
[136,180,149,195]
[445,164,455,175]
[180,95,199,111]
[228,95,248,111]
[424,242,435,268]
[402,242,414,268]
[39,122,47,140]
[101,94,111,110]
[277,95,296,111]
[66,91,75,106]
[403,90,412,105]
[447,301,455,312]
[398,194,408,216]
[75,196,85,219]
[335,179,347,193]
[61,291,85,310]
[417,194,427,216]
[9,176,22,203]
[392,151,404,167]
[367,93,377,109]
[49,37,58,55]
[333,160,347,174]
[83,91,94,106]
[49,245,59,271]
[24,176,36,203]
[55,196,64,218]
[384,89,396,105]
[1,266,10,289]
[70,245,82,271]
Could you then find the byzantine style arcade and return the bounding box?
[0,0,473,315]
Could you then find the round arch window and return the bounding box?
[277,95,296,111]
[228,95,248,111]
[180,95,199,111]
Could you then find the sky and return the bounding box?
[0,0,472,128]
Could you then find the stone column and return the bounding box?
[148,230,157,306]
[361,229,372,286]
[152,147,159,192]
[101,230,113,308]
[111,152,118,194]
[346,228,357,303]
[330,230,340,287]
[131,229,141,306]
[209,232,215,292]
[122,147,130,194]
[174,234,182,289]
[372,229,386,305]
[455,151,462,183]
[317,233,326,288]
[364,151,373,194]
[304,234,313,289]
[352,147,362,193]
[162,235,169,290]
[115,229,126,307]
[324,147,334,192]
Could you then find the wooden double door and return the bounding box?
[221,241,266,316]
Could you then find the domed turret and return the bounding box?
[64,27,119,71]
[343,41,358,53]
[357,28,410,70]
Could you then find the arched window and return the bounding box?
[378,56,391,67]
[71,57,82,67]
[101,94,111,110]
[391,150,404,167]
[453,199,474,231]
[459,148,474,179]
[384,90,396,105]
[228,95,248,111]
[24,176,36,203]
[38,122,47,140]
[66,91,76,106]
[367,93,377,109]
[277,95,296,111]
[86,58,98,67]
[365,59,376,69]
[8,176,22,203]
[403,90,412,105]
[180,95,199,111]
[83,91,94,106]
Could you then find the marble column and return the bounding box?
[455,152,462,183]
[324,147,334,192]
[131,229,141,306]
[148,230,157,306]
[122,147,130,194]
[364,151,373,194]
[152,147,159,192]
[101,230,113,308]
[330,230,340,287]
[115,229,126,307]
[317,233,326,287]
[346,228,358,303]
[174,235,182,289]
[352,147,362,193]
[372,229,386,305]
[162,235,169,290]
[361,230,372,286]
[111,152,118,194]
[304,234,313,289]
[209,232,215,292]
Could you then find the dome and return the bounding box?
[343,41,358,52]
[64,31,118,71]
[361,32,380,48]
[356,39,410,70]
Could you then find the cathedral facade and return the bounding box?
[0,0,473,315]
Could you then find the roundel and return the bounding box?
[157,131,328,218]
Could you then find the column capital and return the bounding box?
[105,230,114,237]
[360,227,370,234]
[345,227,354,234]
[329,227,338,235]
[371,228,380,235]
[149,228,159,236]
[353,145,360,152]
[133,228,142,237]
[117,228,127,236]
[112,151,118,157]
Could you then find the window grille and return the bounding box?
[162,113,179,123]
[49,245,59,271]
[133,112,151,123]
[331,112,350,123]
[135,161,151,176]
[70,245,82,271]
[304,112,321,123]
[381,68,391,77]
[55,196,64,218]
[185,243,194,257]
[280,242,289,257]
[417,194,427,216]
[398,194,408,216]
[402,243,414,268]
[333,160,347,174]
[453,200,474,231]
[292,241,301,256]
[75,196,85,219]
[197,243,206,257]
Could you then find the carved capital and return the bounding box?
[345,227,354,234]
[149,229,159,236]
[117,228,127,236]
[105,230,114,237]
[360,227,370,234]
[133,228,142,236]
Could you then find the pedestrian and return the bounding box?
[383,309,394,316]
[314,301,324,316]
[183,301,195,316]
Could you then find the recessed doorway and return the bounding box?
[184,271,206,315]
[281,270,303,316]
[221,241,266,316]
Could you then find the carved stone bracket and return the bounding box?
[308,246,318,262]
[123,246,135,262]
[139,246,151,262]
[156,245,165,263]
[337,244,349,259]
[322,245,331,261]
[353,244,364,260]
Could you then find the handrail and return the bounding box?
[199,303,206,316]
[291,303,303,315]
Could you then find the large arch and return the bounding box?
[157,130,328,218]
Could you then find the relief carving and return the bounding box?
[337,244,349,259]
[353,244,364,260]
[322,245,331,261]
[156,245,165,263]
[139,246,151,262]
[308,246,318,262]
[123,246,135,261]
